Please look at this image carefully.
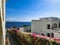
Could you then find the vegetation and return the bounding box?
[9,30,60,45]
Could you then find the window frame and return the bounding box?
[47,24,50,29]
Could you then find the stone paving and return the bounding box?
[6,32,20,45]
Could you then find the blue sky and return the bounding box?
[6,0,60,22]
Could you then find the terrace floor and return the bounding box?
[6,32,20,45]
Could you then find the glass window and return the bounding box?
[47,24,50,29]
[53,23,57,28]
[41,34,44,36]
[51,33,54,38]
[47,33,50,37]
[59,23,60,28]
[52,23,57,30]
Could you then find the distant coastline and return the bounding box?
[6,22,31,28]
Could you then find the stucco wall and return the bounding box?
[54,32,60,38]
[31,18,60,37]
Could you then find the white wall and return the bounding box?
[19,26,31,32]
[31,20,55,33]
[54,32,60,38]
[31,17,60,38]
[19,27,24,32]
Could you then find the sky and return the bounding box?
[6,0,60,22]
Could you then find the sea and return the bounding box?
[6,22,31,28]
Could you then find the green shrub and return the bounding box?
[10,31,60,45]
[50,41,58,45]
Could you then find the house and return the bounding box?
[31,17,60,38]
[19,26,31,32]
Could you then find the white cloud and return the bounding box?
[43,0,60,12]
[6,17,17,21]
[47,0,60,3]
[33,0,60,11]
[6,0,60,22]
[6,17,31,22]
[46,0,60,7]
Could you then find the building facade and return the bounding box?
[31,17,60,38]
[19,26,31,32]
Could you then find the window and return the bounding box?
[51,33,54,38]
[53,23,57,28]
[47,24,50,29]
[59,23,60,28]
[52,23,57,30]
[47,33,54,37]
[41,34,44,36]
[47,33,50,37]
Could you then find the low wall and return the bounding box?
[8,30,60,45]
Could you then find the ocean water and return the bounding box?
[6,22,31,28]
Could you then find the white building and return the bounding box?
[19,26,31,32]
[31,17,60,38]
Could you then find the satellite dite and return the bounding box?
[0,0,6,45]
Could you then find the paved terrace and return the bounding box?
[6,31,20,45]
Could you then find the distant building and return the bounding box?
[31,17,60,38]
[19,26,31,32]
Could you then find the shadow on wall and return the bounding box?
[0,13,2,45]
